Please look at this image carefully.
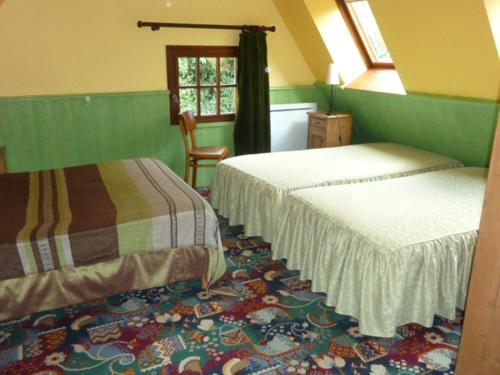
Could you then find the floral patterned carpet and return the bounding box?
[0,190,462,374]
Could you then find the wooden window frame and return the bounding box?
[335,0,394,69]
[166,45,239,125]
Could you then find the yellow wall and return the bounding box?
[2,0,498,101]
[370,0,500,101]
[0,0,314,97]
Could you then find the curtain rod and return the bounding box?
[137,21,276,32]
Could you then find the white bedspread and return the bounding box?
[211,143,462,242]
[273,167,487,337]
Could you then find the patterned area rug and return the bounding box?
[0,190,461,374]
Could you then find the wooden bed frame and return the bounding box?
[456,112,500,374]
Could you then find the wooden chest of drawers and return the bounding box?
[307,112,352,149]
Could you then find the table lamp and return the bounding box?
[326,63,340,115]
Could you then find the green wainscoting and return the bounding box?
[1,85,495,188]
[0,86,322,186]
[317,84,498,167]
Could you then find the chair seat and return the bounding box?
[190,146,229,160]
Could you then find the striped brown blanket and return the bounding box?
[0,158,225,282]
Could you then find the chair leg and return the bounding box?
[192,162,198,188]
[184,159,191,184]
[201,276,209,290]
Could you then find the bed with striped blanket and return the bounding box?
[0,158,226,321]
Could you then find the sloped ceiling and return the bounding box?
[275,0,500,101]
[370,0,499,101]
[272,0,332,80]
[483,0,500,58]
[483,0,500,100]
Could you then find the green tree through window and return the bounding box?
[167,46,238,124]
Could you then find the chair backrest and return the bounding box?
[0,146,6,174]
[179,110,198,155]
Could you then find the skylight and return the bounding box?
[338,0,393,67]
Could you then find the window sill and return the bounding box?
[346,68,406,95]
[171,120,235,128]
[170,114,235,126]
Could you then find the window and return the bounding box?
[166,46,238,124]
[336,0,393,68]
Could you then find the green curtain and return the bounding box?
[234,30,271,155]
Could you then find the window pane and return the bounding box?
[178,57,197,86]
[220,57,237,85]
[199,57,217,86]
[179,88,198,114]
[348,1,392,63]
[221,87,236,114]
[200,88,217,115]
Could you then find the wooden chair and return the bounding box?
[0,146,7,174]
[179,111,229,188]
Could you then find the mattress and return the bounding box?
[0,158,226,321]
[211,143,463,242]
[273,167,487,337]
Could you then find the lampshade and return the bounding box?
[326,63,340,85]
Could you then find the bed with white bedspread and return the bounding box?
[211,143,463,242]
[273,167,487,337]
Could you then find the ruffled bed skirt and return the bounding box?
[211,163,283,241]
[273,195,476,337]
